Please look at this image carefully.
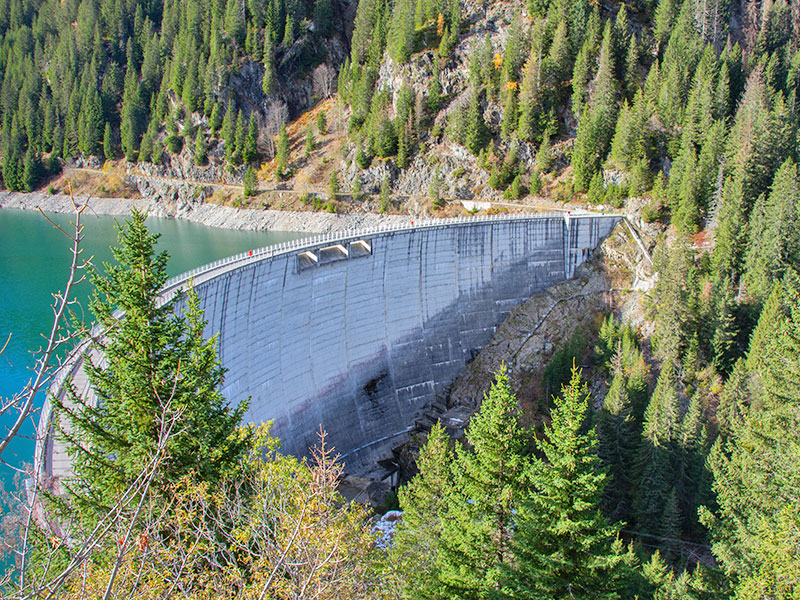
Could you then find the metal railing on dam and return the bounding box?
[36,211,621,483]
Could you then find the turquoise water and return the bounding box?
[0,208,305,493]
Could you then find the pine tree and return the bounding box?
[210,102,223,133]
[633,364,680,536]
[464,87,486,156]
[304,125,315,158]
[243,117,258,164]
[120,64,145,161]
[437,366,529,597]
[502,364,633,600]
[313,0,334,36]
[225,0,246,46]
[328,170,339,198]
[262,39,275,95]
[380,174,391,213]
[704,272,800,595]
[233,110,245,164]
[392,422,453,600]
[598,368,637,524]
[194,127,208,165]
[103,121,115,160]
[55,211,247,521]
[743,158,800,303]
[243,165,257,196]
[275,122,290,178]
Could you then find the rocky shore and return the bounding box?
[0,192,413,234]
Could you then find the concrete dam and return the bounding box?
[38,213,619,480]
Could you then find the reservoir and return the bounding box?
[0,207,304,493]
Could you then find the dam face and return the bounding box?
[172,214,619,473]
[38,214,620,481]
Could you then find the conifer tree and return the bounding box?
[225,0,246,46]
[55,211,247,521]
[304,125,315,158]
[743,158,800,303]
[210,102,223,133]
[437,366,529,597]
[262,39,275,95]
[275,122,290,178]
[502,365,633,600]
[464,87,486,156]
[120,64,145,161]
[222,104,237,163]
[243,165,257,195]
[392,422,453,600]
[103,121,114,160]
[243,117,258,164]
[194,127,208,165]
[598,368,637,523]
[633,364,680,536]
[313,0,334,36]
[233,110,245,164]
[704,272,800,595]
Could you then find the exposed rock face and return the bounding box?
[388,220,654,482]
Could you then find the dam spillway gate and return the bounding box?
[37,213,620,481]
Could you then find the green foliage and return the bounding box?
[194,128,208,165]
[380,175,391,212]
[328,170,339,198]
[503,365,635,600]
[55,211,246,521]
[704,272,800,597]
[464,87,487,156]
[437,365,529,597]
[316,111,328,134]
[392,422,453,599]
[542,330,587,403]
[243,165,257,196]
[275,122,290,179]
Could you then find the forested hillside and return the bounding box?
[0,0,346,191]
[2,0,800,597]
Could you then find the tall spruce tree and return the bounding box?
[437,365,529,598]
[392,422,453,600]
[502,364,633,600]
[55,211,247,521]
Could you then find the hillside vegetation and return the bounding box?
[1,0,799,597]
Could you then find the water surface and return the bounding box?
[0,208,304,492]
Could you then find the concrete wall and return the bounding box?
[173,214,619,473]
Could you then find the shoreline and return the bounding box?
[0,192,415,234]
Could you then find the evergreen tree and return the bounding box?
[194,127,208,165]
[392,422,453,600]
[103,121,115,160]
[262,39,275,95]
[464,87,486,156]
[243,117,258,164]
[704,272,800,596]
[304,125,315,158]
[233,110,245,164]
[633,364,680,536]
[598,368,637,524]
[243,165,257,195]
[380,174,391,213]
[743,158,800,303]
[225,0,246,46]
[55,211,247,521]
[502,365,633,600]
[437,366,529,598]
[313,0,334,36]
[275,122,290,178]
[120,64,145,161]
